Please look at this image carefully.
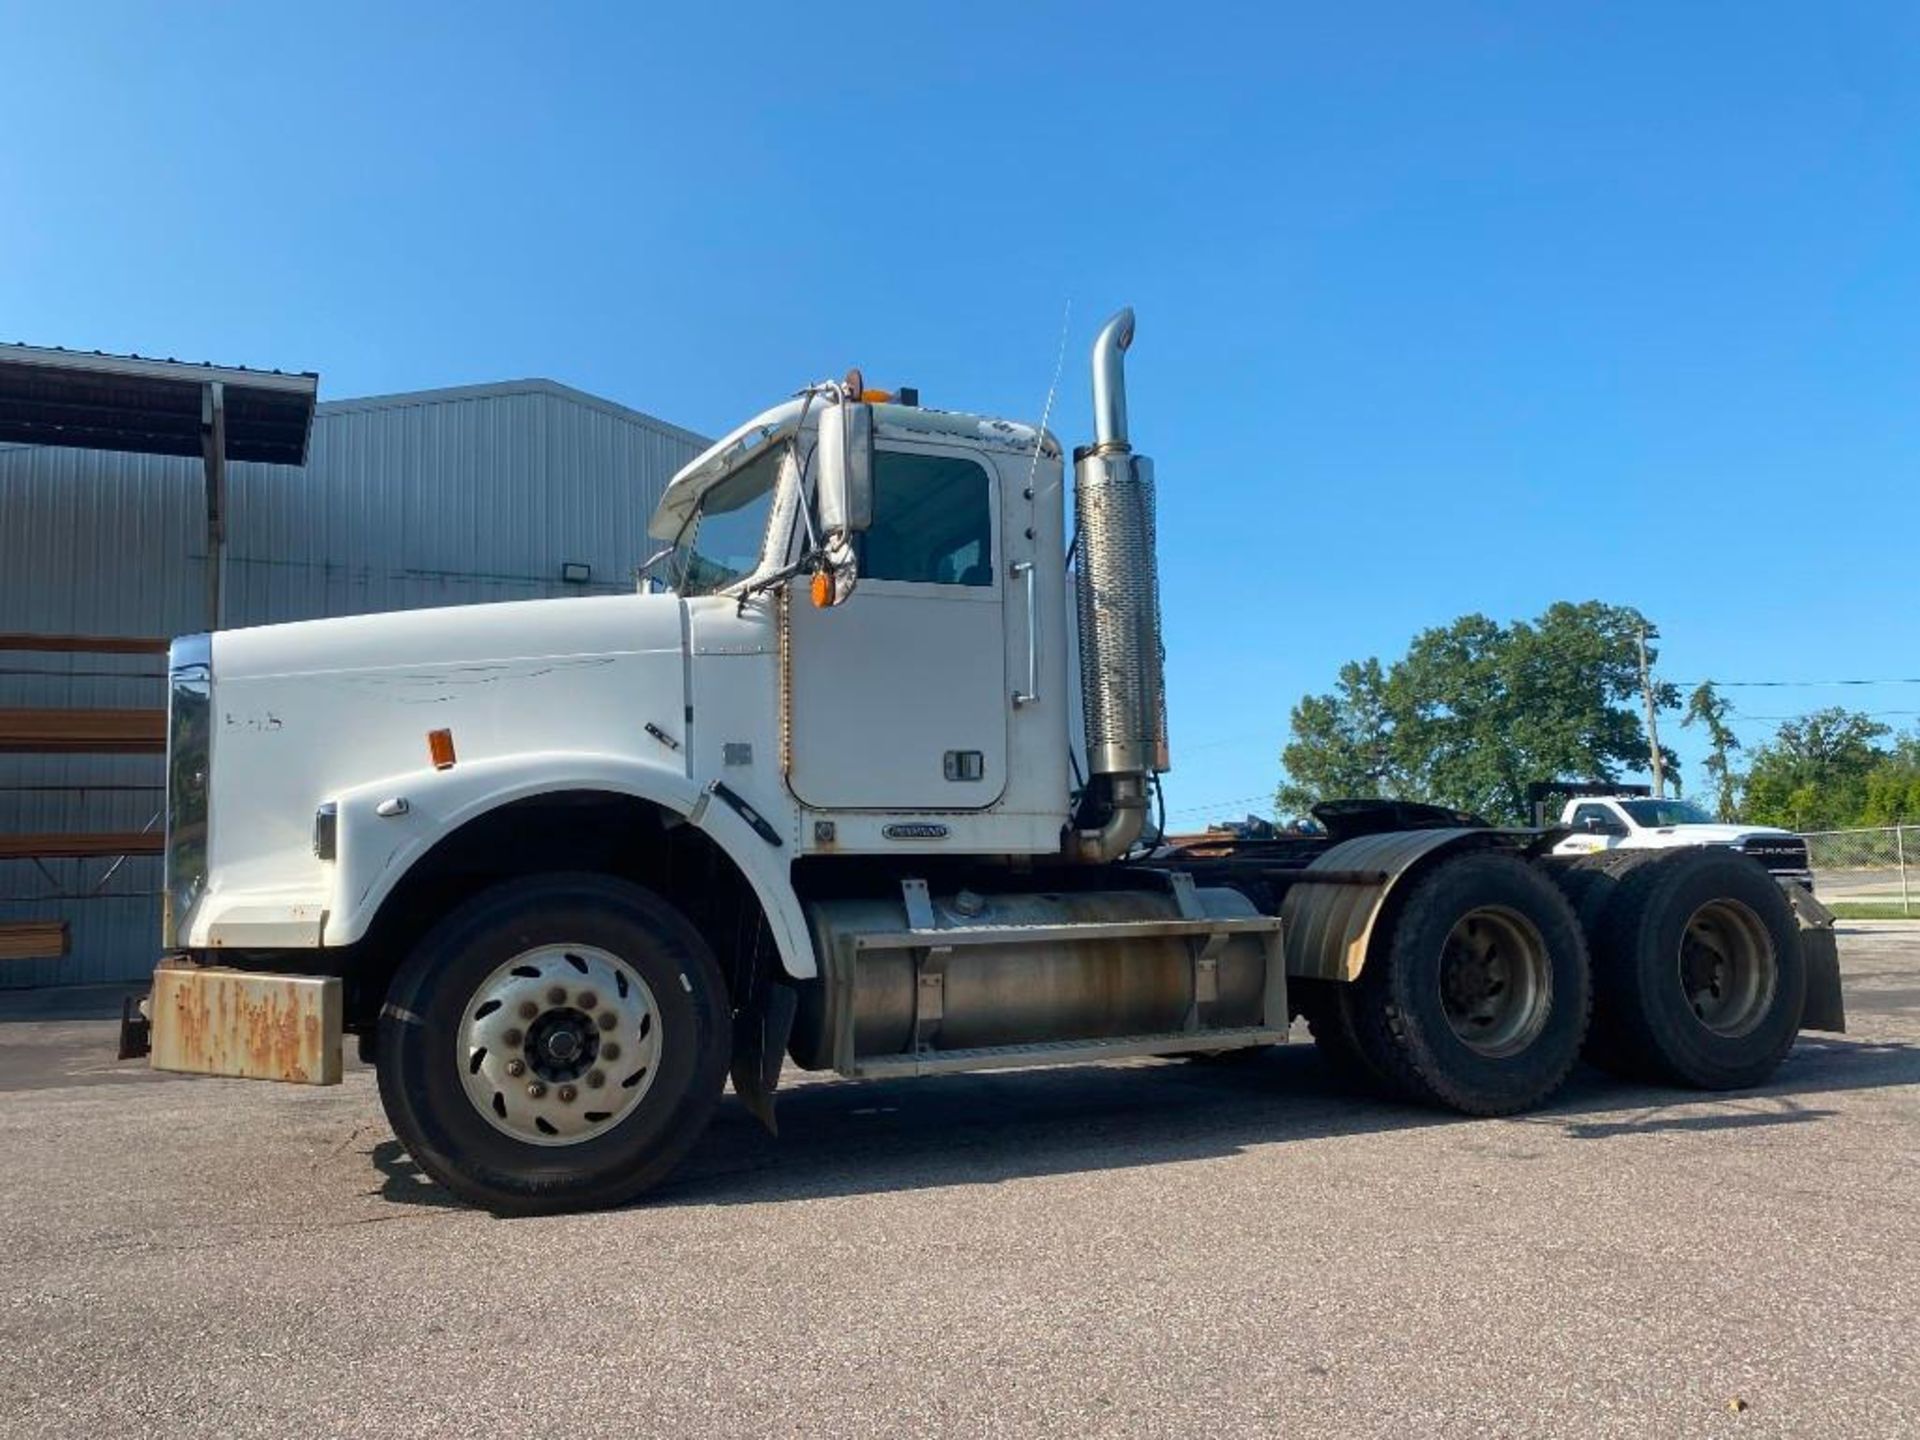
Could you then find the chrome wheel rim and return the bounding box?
[1439,906,1553,1059]
[456,945,662,1146]
[1680,899,1776,1038]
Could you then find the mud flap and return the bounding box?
[118,993,151,1061]
[730,982,797,1135]
[1787,887,1846,1034]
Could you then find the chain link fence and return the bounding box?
[1803,826,1917,915]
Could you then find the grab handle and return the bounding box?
[1011,560,1038,708]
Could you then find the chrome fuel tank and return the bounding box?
[791,885,1274,1069]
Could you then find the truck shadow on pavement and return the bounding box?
[365,1033,1919,1212]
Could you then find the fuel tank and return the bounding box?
[790,886,1273,1069]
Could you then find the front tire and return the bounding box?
[1348,851,1591,1116]
[377,873,730,1214]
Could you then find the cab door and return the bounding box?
[786,441,1008,811]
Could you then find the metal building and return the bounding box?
[1,369,707,988]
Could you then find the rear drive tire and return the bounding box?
[1586,848,1804,1089]
[377,873,730,1215]
[1348,851,1591,1116]
[1550,849,1670,1077]
[1550,849,1666,931]
[1297,979,1410,1100]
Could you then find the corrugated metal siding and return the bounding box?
[0,381,705,987]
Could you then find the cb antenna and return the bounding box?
[1023,298,1073,507]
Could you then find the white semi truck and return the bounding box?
[125,310,1845,1212]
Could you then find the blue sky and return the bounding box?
[5,3,1917,824]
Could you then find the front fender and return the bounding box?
[323,751,818,979]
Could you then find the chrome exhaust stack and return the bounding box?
[1090,307,1136,452]
[1069,307,1169,863]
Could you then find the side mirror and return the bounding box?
[817,401,873,536]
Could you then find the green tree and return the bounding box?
[1278,602,1678,825]
[1682,680,1742,821]
[1740,709,1890,832]
[1861,729,1920,825]
[1275,658,1402,814]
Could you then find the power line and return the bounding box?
[1744,709,1920,722]
[1166,791,1274,819]
[1677,678,1920,689]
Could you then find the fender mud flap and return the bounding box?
[731,982,798,1135]
[1787,887,1846,1034]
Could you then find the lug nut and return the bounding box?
[505,1059,526,1078]
[527,1082,547,1099]
[547,985,568,1006]
[596,1011,617,1032]
[578,991,597,1010]
[502,1028,524,1047]
[587,1069,605,1089]
[557,1084,577,1103]
[518,1001,539,1020]
[601,1043,620,1062]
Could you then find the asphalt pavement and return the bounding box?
[2,926,1917,1439]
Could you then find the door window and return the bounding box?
[855,452,994,586]
[1572,803,1622,833]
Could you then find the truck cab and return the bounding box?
[647,394,1071,857]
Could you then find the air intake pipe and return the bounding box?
[1069,308,1170,863]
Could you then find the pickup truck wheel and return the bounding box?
[1348,852,1591,1116]
[1586,848,1804,1089]
[377,873,729,1214]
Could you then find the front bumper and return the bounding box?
[122,957,344,1085]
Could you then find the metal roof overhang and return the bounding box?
[0,343,318,464]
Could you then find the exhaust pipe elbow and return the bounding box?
[1090,307,1136,453]
[1067,774,1148,864]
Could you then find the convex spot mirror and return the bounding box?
[816,401,873,537]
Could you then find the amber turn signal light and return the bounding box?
[427,728,456,769]
[810,571,833,608]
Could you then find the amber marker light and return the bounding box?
[428,728,457,769]
[810,571,833,608]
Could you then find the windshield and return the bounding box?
[672,448,782,596]
[1619,799,1716,827]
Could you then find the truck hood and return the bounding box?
[1638,823,1799,845]
[195,593,689,931]
[213,590,685,685]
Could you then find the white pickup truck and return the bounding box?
[1552,795,1814,891]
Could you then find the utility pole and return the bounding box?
[1635,624,1665,799]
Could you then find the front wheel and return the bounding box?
[377,873,730,1214]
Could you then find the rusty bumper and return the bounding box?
[145,957,344,1085]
